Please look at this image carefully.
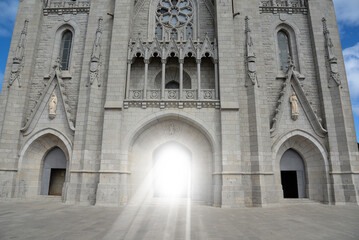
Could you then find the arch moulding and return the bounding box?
[123,111,218,154]
[18,128,73,170]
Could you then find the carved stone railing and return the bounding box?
[164,90,179,100]
[201,89,216,100]
[125,88,219,109]
[128,89,217,101]
[184,90,197,100]
[129,90,143,100]
[259,0,307,14]
[43,0,91,15]
[147,90,161,100]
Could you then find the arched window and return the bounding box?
[186,24,193,39]
[165,80,180,89]
[60,30,73,71]
[277,30,291,72]
[156,24,163,40]
[171,29,178,40]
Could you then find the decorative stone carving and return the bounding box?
[270,57,327,138]
[259,0,307,14]
[49,92,58,119]
[245,16,259,87]
[123,100,220,109]
[156,0,194,40]
[8,19,29,88]
[322,18,341,87]
[128,34,218,66]
[88,17,103,87]
[21,56,75,134]
[290,92,299,120]
[43,0,91,15]
[164,121,182,136]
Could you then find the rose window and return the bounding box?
[156,0,194,40]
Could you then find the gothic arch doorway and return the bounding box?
[16,130,71,200]
[153,142,191,198]
[129,118,214,205]
[280,149,307,198]
[40,147,67,196]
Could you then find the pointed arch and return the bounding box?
[59,30,73,70]
[273,22,304,75]
[124,111,217,153]
[16,128,72,200]
[126,113,219,205]
[273,130,332,203]
[49,21,79,74]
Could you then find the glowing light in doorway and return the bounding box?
[154,143,191,198]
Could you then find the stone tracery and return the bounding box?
[156,0,194,40]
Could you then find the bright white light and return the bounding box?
[154,144,191,198]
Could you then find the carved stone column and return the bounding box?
[144,59,149,99]
[161,59,166,99]
[196,58,201,99]
[179,59,184,99]
[125,60,132,99]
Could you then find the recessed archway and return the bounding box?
[273,131,331,203]
[16,130,71,200]
[129,118,214,205]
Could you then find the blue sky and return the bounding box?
[0,0,359,139]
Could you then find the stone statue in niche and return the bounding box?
[88,17,103,87]
[49,92,58,119]
[322,18,341,87]
[8,19,29,88]
[290,92,299,121]
[245,16,259,87]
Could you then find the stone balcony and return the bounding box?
[124,89,219,109]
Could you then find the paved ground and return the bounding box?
[1,199,359,240]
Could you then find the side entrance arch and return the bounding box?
[273,131,331,203]
[16,130,71,200]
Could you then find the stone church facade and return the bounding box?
[0,0,358,207]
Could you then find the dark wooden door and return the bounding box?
[49,169,66,196]
[281,171,298,198]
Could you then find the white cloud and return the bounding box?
[333,0,359,26]
[0,0,19,37]
[343,42,359,120]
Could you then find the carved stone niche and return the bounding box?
[290,92,299,121]
[49,92,58,120]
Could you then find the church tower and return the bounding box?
[0,0,358,207]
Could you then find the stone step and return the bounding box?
[280,198,320,205]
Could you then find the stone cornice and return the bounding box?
[43,0,90,16]
[260,0,308,15]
